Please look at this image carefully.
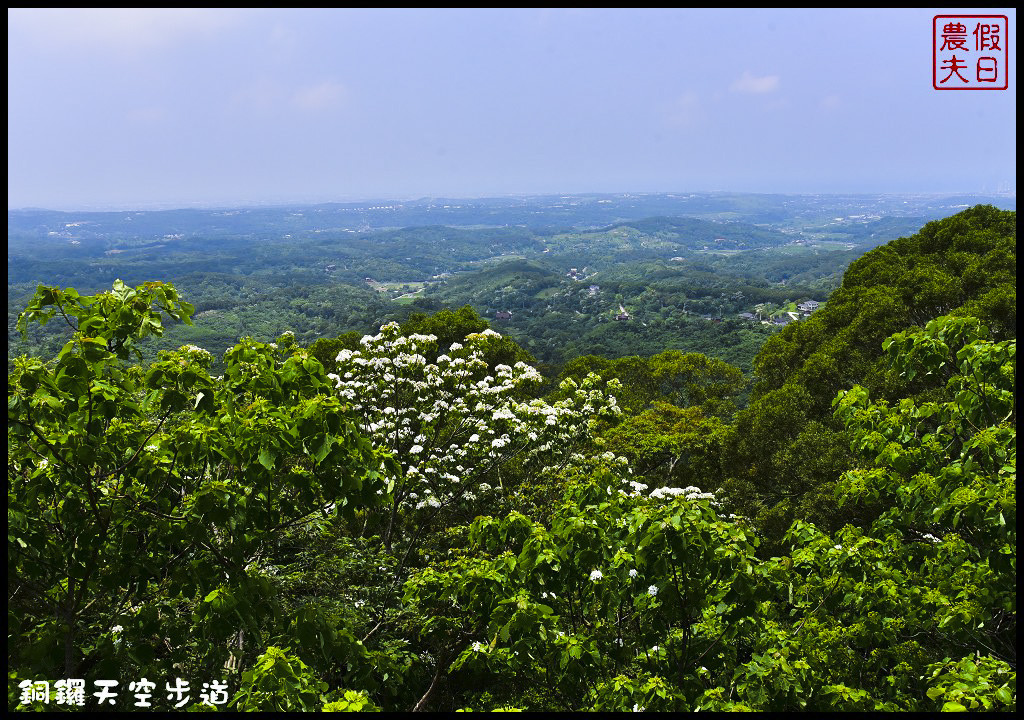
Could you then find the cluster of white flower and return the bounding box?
[649,485,716,502]
[181,344,212,361]
[624,480,649,497]
[415,495,442,510]
[589,569,603,582]
[329,322,619,515]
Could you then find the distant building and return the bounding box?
[798,300,822,314]
[495,310,513,320]
[738,312,757,320]
[773,317,792,326]
[615,312,630,321]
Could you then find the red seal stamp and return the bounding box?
[934,15,1009,90]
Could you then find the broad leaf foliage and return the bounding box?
[8,207,1017,711]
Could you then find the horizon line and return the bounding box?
[8,188,1017,214]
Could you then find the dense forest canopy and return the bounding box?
[8,202,1016,711]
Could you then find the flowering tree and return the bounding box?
[399,315,1018,712]
[402,470,758,711]
[328,322,622,550]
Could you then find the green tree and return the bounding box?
[603,402,728,489]
[400,306,488,348]
[9,281,388,692]
[722,206,1015,551]
[833,315,1015,667]
[403,470,760,711]
[558,350,743,417]
[309,331,362,374]
[696,316,1016,712]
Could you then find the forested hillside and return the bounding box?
[9,192,1010,374]
[8,206,1016,711]
[721,205,1016,550]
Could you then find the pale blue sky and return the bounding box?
[7,8,1017,210]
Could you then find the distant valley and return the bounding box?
[8,191,1015,372]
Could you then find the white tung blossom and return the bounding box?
[330,321,620,517]
[589,569,603,582]
[182,344,211,359]
[416,496,442,510]
[627,480,649,496]
[650,485,716,502]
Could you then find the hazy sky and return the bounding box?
[7,8,1017,210]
